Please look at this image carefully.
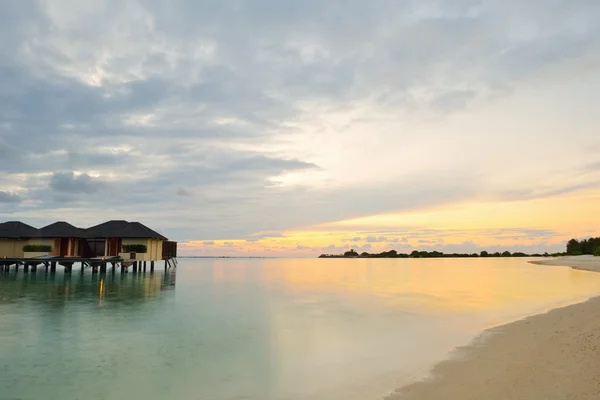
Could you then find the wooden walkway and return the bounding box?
[0,256,177,274]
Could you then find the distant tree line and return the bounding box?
[319,237,600,259]
[318,249,562,259]
[566,237,600,256]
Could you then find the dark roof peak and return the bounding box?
[39,221,87,238]
[0,221,40,239]
[86,220,167,240]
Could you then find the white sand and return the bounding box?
[386,255,600,400]
[530,255,600,272]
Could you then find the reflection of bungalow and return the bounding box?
[85,220,167,261]
[39,221,88,257]
[0,221,40,258]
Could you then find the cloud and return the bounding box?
[48,172,103,194]
[0,0,598,250]
[176,188,193,197]
[245,232,285,242]
[0,191,21,203]
[365,236,388,243]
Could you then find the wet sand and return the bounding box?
[387,256,600,400]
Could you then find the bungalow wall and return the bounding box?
[120,238,164,261]
[0,239,29,258]
[0,239,56,258]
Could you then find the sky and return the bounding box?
[0,0,599,257]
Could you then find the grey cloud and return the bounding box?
[176,188,193,197]
[48,172,102,194]
[246,232,285,242]
[0,191,21,203]
[0,0,598,244]
[365,236,388,243]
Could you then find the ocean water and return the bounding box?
[1,258,600,400]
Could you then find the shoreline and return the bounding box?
[528,254,600,272]
[386,255,600,400]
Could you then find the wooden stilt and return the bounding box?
[100,263,107,274]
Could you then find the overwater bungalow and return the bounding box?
[85,220,168,261]
[0,221,40,258]
[39,221,88,257]
[0,219,176,263]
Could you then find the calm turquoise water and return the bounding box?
[1,258,600,400]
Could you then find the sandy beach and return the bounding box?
[530,254,600,272]
[388,255,600,400]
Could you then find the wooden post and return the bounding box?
[143,262,147,273]
[100,263,107,274]
[31,264,37,273]
[50,262,56,273]
[24,263,29,273]
[65,264,72,274]
[133,262,138,273]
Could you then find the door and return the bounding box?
[107,238,121,257]
[60,239,69,256]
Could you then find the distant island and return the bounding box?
[318,249,552,258]
[319,237,600,259]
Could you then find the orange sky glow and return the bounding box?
[181,189,600,256]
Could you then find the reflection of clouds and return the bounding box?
[258,258,600,313]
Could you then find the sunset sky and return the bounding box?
[0,1,599,256]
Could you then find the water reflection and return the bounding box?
[0,266,177,305]
[2,259,600,400]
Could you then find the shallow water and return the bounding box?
[1,258,600,400]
